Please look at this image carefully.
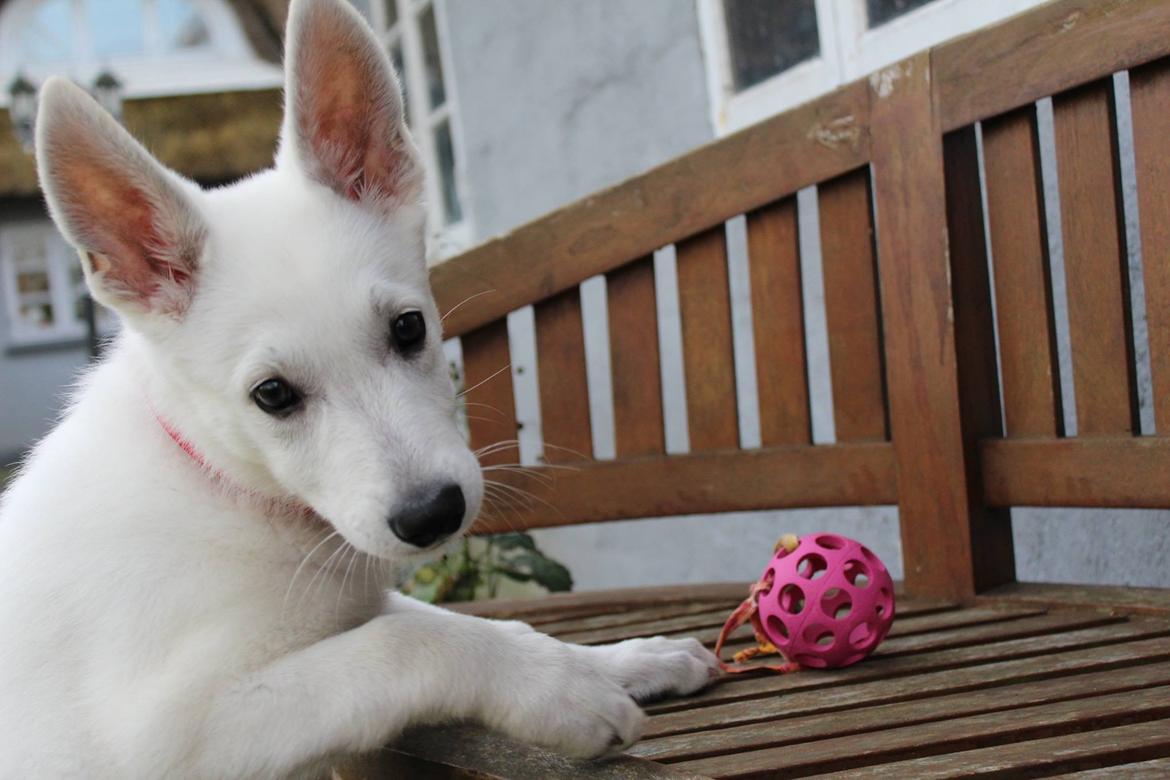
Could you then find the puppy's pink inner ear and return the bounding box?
[293,15,416,205]
[62,155,198,312]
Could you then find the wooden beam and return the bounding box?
[432,80,871,337]
[471,443,896,533]
[982,436,1170,508]
[935,0,1170,132]
[869,54,988,601]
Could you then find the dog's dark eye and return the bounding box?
[251,378,301,416]
[392,311,426,353]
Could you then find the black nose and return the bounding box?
[388,484,466,548]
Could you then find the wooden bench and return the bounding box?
[359,0,1170,775]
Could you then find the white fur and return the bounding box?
[0,0,718,776]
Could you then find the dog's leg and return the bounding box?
[196,608,644,777]
[388,593,720,704]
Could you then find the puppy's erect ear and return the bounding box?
[280,0,423,210]
[35,78,206,321]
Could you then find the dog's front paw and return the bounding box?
[490,635,645,759]
[582,636,721,703]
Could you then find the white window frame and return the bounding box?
[364,0,473,263]
[699,0,1052,136]
[0,219,111,347]
[0,0,282,107]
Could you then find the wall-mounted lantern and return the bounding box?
[6,72,37,152]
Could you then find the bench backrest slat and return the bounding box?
[819,168,888,443]
[1131,59,1170,433]
[534,288,593,463]
[607,256,666,458]
[982,105,1065,438]
[747,197,811,447]
[1053,79,1140,436]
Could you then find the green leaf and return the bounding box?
[513,551,573,592]
[496,567,535,584]
[491,532,537,551]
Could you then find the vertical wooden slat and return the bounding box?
[461,319,518,467]
[607,256,666,457]
[1130,58,1170,435]
[534,288,592,463]
[943,125,1017,591]
[676,226,739,452]
[982,107,1065,438]
[1053,79,1139,436]
[819,168,889,442]
[870,54,1011,600]
[746,198,811,446]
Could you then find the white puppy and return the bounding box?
[0,0,718,776]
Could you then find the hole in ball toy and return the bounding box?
[821,587,853,620]
[760,567,777,596]
[860,545,884,568]
[802,624,835,649]
[797,553,828,581]
[815,534,846,550]
[778,584,805,614]
[849,621,875,649]
[843,559,871,588]
[765,615,790,643]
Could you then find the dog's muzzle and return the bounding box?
[388,483,465,548]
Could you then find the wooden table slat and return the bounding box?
[645,634,1170,739]
[671,683,1170,778]
[647,616,1154,714]
[635,659,1170,763]
[807,719,1170,780]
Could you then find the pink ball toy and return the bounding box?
[756,533,895,669]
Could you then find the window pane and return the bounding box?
[434,120,462,225]
[348,0,373,22]
[419,4,446,109]
[22,0,72,62]
[867,0,937,28]
[17,270,50,294]
[19,301,55,329]
[390,41,409,125]
[723,0,819,92]
[157,0,211,51]
[88,0,145,59]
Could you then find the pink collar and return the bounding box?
[153,407,315,518]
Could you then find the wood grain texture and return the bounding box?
[432,81,871,338]
[818,167,889,442]
[1130,58,1170,436]
[634,662,1170,764]
[608,256,666,457]
[935,0,1170,131]
[647,617,1146,715]
[816,720,1170,779]
[676,226,739,452]
[982,107,1065,437]
[672,684,1170,778]
[371,724,706,780]
[534,287,593,462]
[460,320,518,468]
[645,634,1170,740]
[942,125,1016,592]
[1053,79,1139,436]
[746,199,811,446]
[471,443,896,533]
[978,582,1170,618]
[982,436,1170,508]
[868,54,983,601]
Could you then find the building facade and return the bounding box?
[3,0,1167,589]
